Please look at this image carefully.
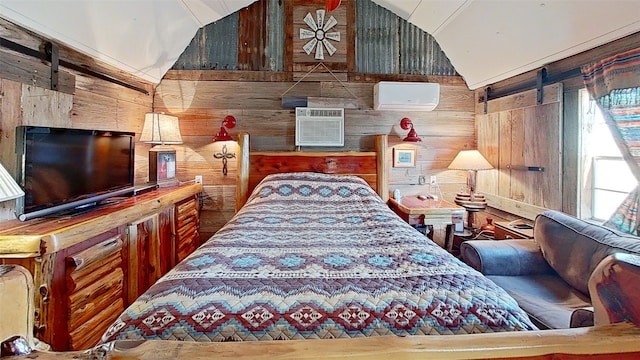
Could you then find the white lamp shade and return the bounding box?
[140,113,183,144]
[448,150,493,170]
[0,162,24,202]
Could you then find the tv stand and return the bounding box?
[0,183,202,351]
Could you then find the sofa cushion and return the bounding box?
[534,210,640,296]
[488,274,592,329]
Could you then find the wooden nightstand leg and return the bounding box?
[444,225,454,252]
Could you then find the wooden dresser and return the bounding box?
[0,183,202,351]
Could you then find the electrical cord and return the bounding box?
[470,229,494,240]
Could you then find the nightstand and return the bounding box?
[494,221,534,239]
[388,197,464,252]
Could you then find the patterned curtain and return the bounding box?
[581,47,640,235]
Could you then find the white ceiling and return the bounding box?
[1,0,640,89]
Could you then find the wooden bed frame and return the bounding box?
[235,133,389,211]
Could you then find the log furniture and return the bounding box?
[0,183,202,351]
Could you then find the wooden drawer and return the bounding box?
[65,235,125,350]
[175,196,200,262]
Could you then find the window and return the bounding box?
[592,157,636,220]
[579,89,636,221]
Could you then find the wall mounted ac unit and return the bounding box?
[295,107,344,147]
[373,81,440,111]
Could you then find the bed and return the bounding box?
[100,134,536,344]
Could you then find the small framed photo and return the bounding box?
[149,148,180,187]
[393,148,416,168]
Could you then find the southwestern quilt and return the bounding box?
[101,172,536,343]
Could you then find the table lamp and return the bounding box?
[140,112,183,187]
[0,162,24,202]
[448,150,493,230]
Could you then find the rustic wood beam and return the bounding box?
[0,18,153,95]
[163,69,467,85]
[480,31,640,101]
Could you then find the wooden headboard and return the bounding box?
[236,133,388,211]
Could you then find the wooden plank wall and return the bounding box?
[0,19,154,222]
[154,72,475,239]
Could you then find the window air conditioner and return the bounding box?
[295,107,344,147]
[374,81,440,111]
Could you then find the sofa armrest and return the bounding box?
[589,253,640,326]
[460,239,555,276]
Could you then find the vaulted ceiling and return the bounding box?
[1,0,639,89]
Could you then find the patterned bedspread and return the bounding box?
[102,172,536,343]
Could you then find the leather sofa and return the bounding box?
[460,210,640,329]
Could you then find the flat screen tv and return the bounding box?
[15,126,135,221]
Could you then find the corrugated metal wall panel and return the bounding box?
[355,0,399,74]
[172,0,456,76]
[173,13,239,70]
[173,0,284,71]
[400,20,456,76]
[355,0,457,76]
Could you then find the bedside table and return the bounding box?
[388,197,464,252]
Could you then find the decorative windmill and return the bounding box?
[299,9,341,60]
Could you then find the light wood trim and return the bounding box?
[375,134,388,202]
[0,235,44,258]
[16,322,640,359]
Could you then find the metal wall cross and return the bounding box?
[213,143,236,176]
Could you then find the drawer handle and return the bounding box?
[101,238,119,248]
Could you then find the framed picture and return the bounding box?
[393,148,416,168]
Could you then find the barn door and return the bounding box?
[476,83,563,219]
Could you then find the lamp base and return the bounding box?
[453,193,487,209]
[148,146,179,187]
[454,192,486,230]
